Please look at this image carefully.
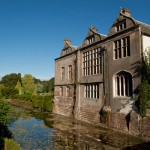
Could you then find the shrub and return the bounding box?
[1,87,18,99]
[20,93,32,101]
[43,100,53,112]
[0,100,10,125]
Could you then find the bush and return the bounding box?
[20,93,32,101]
[1,87,18,99]
[4,138,22,150]
[32,95,53,111]
[0,100,10,125]
[43,100,53,112]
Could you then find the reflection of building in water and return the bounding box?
[53,129,116,150]
[53,8,150,125]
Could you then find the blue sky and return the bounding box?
[0,0,150,80]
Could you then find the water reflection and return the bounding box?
[9,106,148,150]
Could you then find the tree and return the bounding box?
[1,73,21,88]
[1,87,19,99]
[49,77,54,92]
[36,82,43,93]
[15,80,23,95]
[22,74,37,94]
[42,80,49,93]
[41,77,54,93]
[0,84,5,94]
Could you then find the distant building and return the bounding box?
[53,8,150,124]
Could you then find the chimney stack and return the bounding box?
[64,38,71,47]
[121,8,131,17]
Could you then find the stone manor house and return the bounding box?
[53,8,150,124]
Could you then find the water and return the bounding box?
[8,106,149,150]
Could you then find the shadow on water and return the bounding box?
[122,142,150,150]
[8,106,150,150]
[0,124,12,149]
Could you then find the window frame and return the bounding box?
[84,84,99,99]
[114,36,130,59]
[114,72,132,97]
[83,48,101,76]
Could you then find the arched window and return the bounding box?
[114,71,132,97]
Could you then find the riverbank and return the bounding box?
[7,99,33,110]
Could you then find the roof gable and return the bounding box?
[82,26,106,47]
[108,8,136,36]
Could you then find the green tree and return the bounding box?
[49,77,54,92]
[1,73,21,88]
[22,74,37,94]
[1,87,19,99]
[41,77,54,93]
[42,80,49,93]
[15,80,23,95]
[0,84,5,94]
[36,82,43,93]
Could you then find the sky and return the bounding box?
[0,0,150,80]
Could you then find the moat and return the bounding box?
[8,106,150,150]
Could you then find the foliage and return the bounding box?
[32,95,53,111]
[15,80,23,95]
[0,99,12,149]
[36,82,43,93]
[0,73,54,94]
[43,100,53,112]
[49,77,54,92]
[136,48,150,117]
[4,138,22,150]
[0,84,5,94]
[21,93,32,101]
[1,87,19,99]
[0,100,11,125]
[22,74,37,94]
[42,77,54,93]
[1,73,21,88]
[137,80,150,117]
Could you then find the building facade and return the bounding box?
[53,8,150,124]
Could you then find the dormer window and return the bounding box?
[116,21,126,32]
[87,36,95,44]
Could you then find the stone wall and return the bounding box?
[74,107,100,125]
[100,111,150,140]
[53,97,74,117]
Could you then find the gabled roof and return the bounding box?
[108,8,150,36]
[81,26,107,47]
[60,39,78,57]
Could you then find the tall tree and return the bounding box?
[15,80,23,95]
[22,74,37,94]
